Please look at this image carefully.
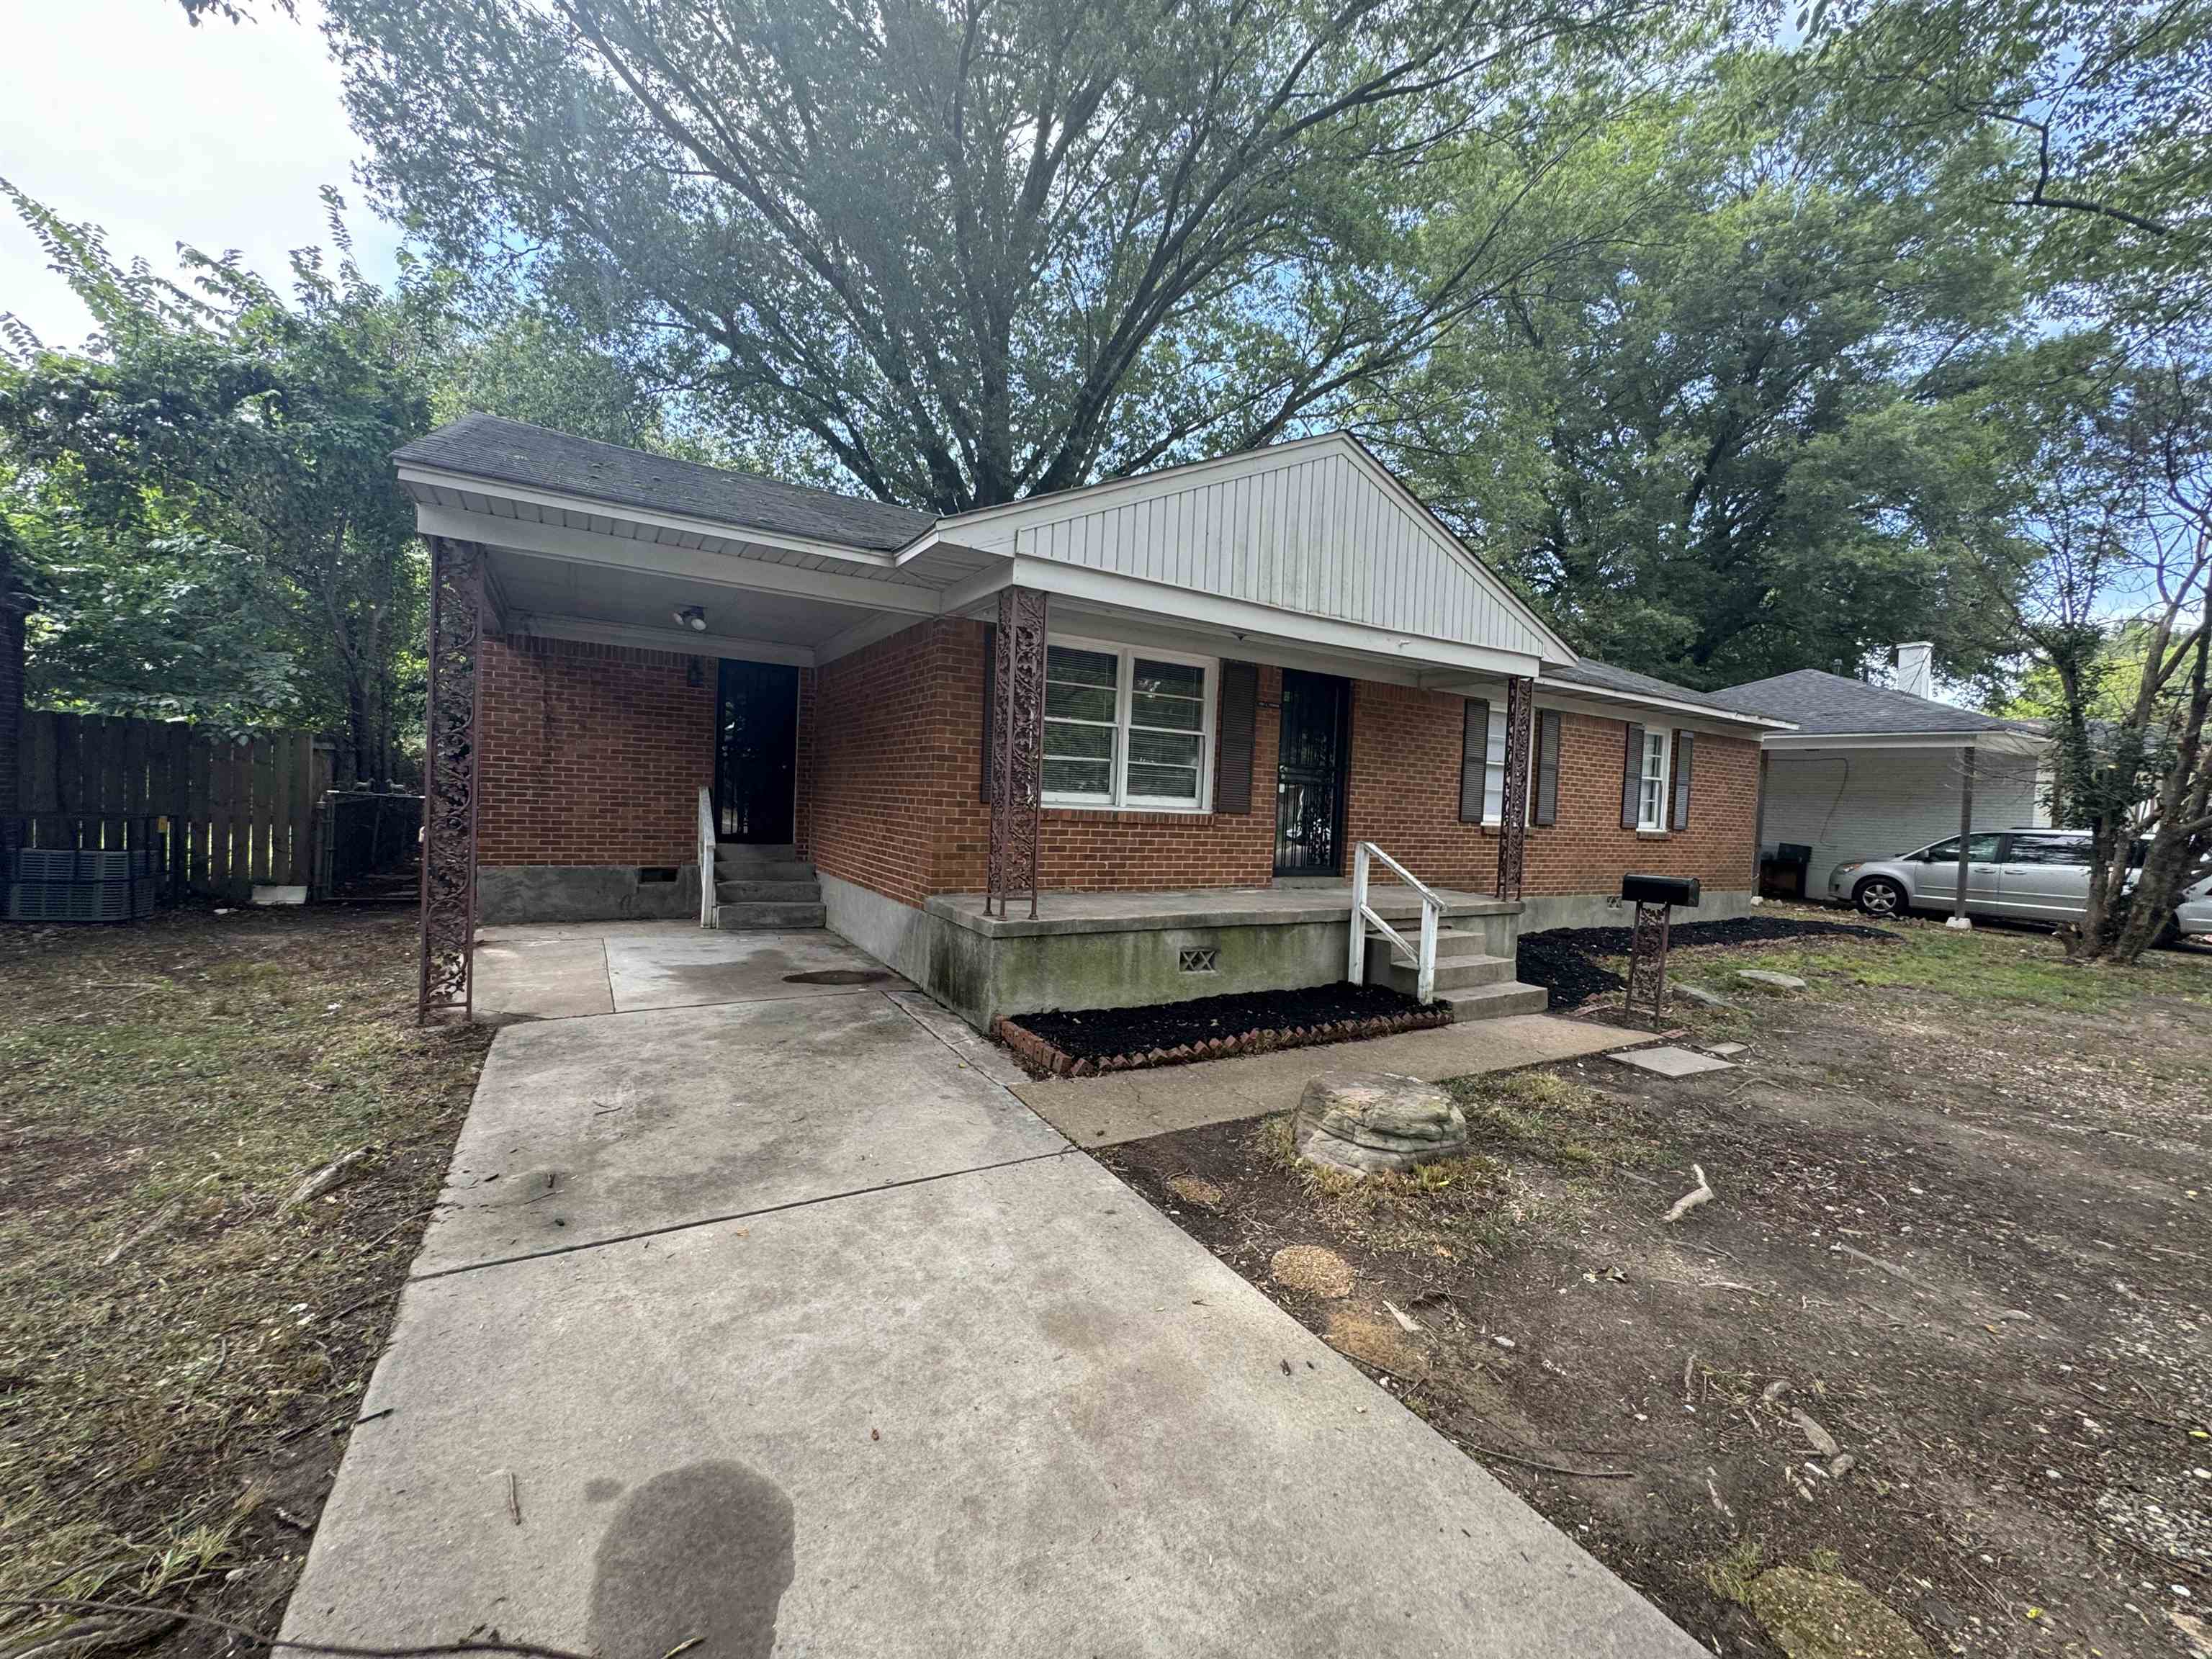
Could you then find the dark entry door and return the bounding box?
[1275,670,1350,876]
[714,660,798,843]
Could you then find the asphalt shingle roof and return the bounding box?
[1711,668,2028,734]
[395,414,938,553]
[1544,657,1761,716]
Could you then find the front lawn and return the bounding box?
[0,907,491,1656]
[1103,909,2212,1658]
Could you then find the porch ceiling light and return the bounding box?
[674,605,708,631]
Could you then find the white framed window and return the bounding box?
[1041,637,1215,811]
[1637,727,1671,831]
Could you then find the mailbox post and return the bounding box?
[1621,873,1701,1026]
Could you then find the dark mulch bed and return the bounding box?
[1519,913,1899,1009]
[998,981,1444,1077]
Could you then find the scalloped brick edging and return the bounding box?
[994,1003,1452,1079]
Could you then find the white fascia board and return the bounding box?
[1762,729,2045,755]
[414,503,939,617]
[510,612,814,667]
[400,464,902,570]
[1005,554,1545,680]
[1509,675,1795,732]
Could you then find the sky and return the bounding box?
[0,0,403,350]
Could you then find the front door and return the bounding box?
[714,660,798,844]
[1275,670,1350,876]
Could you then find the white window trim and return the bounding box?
[1041,634,1216,814]
[1476,703,1535,829]
[1637,727,1672,832]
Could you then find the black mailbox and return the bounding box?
[1622,873,1700,907]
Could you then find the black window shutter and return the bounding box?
[979,624,996,804]
[1215,660,1258,814]
[1534,709,1561,827]
[1673,730,1694,830]
[1460,698,1491,823]
[1621,722,1645,829]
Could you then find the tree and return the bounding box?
[2010,364,2211,963]
[1379,56,2041,687]
[0,186,439,784]
[324,0,1656,513]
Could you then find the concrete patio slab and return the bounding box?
[1011,1012,1646,1148]
[603,927,912,1012]
[883,987,1031,1088]
[284,1151,1701,1659]
[1609,1044,1737,1079]
[415,994,1066,1275]
[472,935,613,1021]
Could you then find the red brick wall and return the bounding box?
[477,634,714,867]
[1520,711,1758,896]
[803,621,1762,905]
[792,667,816,860]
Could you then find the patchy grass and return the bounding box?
[0,906,490,1655]
[1442,1065,1656,1170]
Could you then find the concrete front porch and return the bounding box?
[908,882,1540,1033]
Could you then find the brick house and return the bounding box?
[400,417,1789,1028]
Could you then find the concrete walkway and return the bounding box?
[1014,1013,1645,1147]
[284,925,1700,1658]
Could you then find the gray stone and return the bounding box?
[1671,982,1730,1008]
[1608,1045,1737,1079]
[1705,1042,1750,1058]
[1735,969,1808,992]
[1295,1071,1467,1174]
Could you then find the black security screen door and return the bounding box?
[1275,670,1350,876]
[714,660,798,844]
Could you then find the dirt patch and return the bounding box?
[1100,920,2212,1658]
[0,904,492,1658]
[1519,912,1899,1007]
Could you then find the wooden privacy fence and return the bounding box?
[11,711,334,901]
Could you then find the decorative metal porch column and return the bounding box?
[1495,675,1532,901]
[418,536,484,1022]
[986,585,1047,919]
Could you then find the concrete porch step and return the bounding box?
[1368,950,1518,995]
[715,857,817,883]
[714,901,827,930]
[716,878,823,904]
[1436,980,1550,1021]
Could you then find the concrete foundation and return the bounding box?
[477,864,700,925]
[1516,887,1755,934]
[894,886,1521,1033]
[820,871,936,985]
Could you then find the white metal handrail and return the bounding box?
[1348,841,1442,1004]
[697,786,718,930]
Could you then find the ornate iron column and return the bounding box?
[1624,902,1672,1025]
[986,586,1047,919]
[418,536,484,1022]
[1495,675,1532,901]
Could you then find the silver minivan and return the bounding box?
[1830,828,2212,938]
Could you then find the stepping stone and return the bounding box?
[1673,983,1730,1008]
[1735,969,1808,992]
[1608,1045,1738,1078]
[1705,1042,1750,1057]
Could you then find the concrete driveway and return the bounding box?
[284,924,1699,1658]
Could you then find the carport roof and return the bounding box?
[395,414,935,552]
[1712,668,2035,735]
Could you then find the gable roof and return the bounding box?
[1712,668,2030,735]
[925,432,1577,667]
[395,414,934,553]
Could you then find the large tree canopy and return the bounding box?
[1380,58,2045,687]
[325,0,1657,513]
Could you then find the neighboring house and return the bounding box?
[398,416,1787,1028]
[1712,648,2050,907]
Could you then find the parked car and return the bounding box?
[1830,828,2212,939]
